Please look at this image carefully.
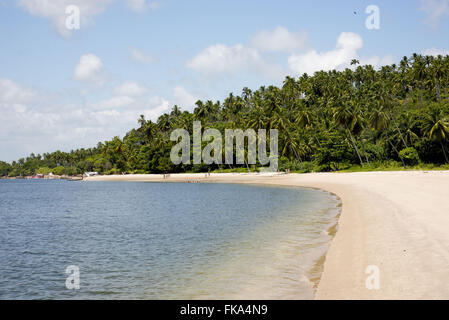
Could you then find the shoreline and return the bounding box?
[85,171,449,299]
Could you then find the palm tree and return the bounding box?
[248,105,268,130]
[138,114,146,128]
[280,131,303,166]
[373,83,408,148]
[401,113,419,147]
[423,109,449,163]
[369,103,407,168]
[295,106,322,148]
[333,99,364,166]
[430,55,445,101]
[412,54,426,104]
[194,100,208,121]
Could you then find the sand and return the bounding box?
[85,171,449,299]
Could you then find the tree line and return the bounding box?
[1,53,449,177]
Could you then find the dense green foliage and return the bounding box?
[2,54,449,177]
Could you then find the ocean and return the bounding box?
[0,180,340,299]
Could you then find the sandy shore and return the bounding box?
[85,171,449,299]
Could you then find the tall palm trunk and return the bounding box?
[441,141,449,163]
[389,111,408,148]
[359,137,370,165]
[313,132,322,148]
[346,126,364,166]
[291,146,303,169]
[436,80,441,102]
[387,139,407,169]
[244,153,250,172]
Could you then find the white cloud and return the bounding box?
[113,82,147,97]
[142,96,170,120]
[359,54,395,68]
[0,78,37,104]
[420,0,449,28]
[74,54,103,83]
[186,43,282,78]
[288,32,363,75]
[287,32,392,75]
[422,47,449,56]
[90,96,135,110]
[130,49,156,64]
[187,44,256,74]
[0,78,170,161]
[250,26,307,53]
[17,0,160,36]
[126,0,159,12]
[173,86,198,110]
[0,80,200,161]
[17,0,113,37]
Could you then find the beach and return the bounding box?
[85,171,449,299]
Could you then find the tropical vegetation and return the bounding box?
[2,54,449,177]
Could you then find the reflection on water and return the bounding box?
[0,180,339,299]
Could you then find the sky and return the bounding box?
[0,0,448,162]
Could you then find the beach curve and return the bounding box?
[85,171,449,299]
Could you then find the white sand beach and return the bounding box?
[85,171,449,299]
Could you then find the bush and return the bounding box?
[0,161,12,176]
[279,157,303,172]
[399,147,420,166]
[36,167,52,175]
[106,168,121,175]
[52,166,66,176]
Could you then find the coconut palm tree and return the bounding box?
[423,109,449,163]
[294,105,322,148]
[332,98,364,166]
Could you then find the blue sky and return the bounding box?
[0,0,448,161]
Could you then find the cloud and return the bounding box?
[359,54,395,68]
[422,47,449,56]
[17,0,160,36]
[142,96,170,120]
[0,78,37,104]
[130,49,156,64]
[125,0,159,12]
[250,26,307,53]
[0,77,174,161]
[187,44,257,74]
[74,54,103,83]
[173,86,198,110]
[17,0,113,37]
[419,0,449,28]
[90,96,135,110]
[287,32,393,75]
[186,27,314,79]
[113,82,148,97]
[288,32,363,75]
[186,43,283,78]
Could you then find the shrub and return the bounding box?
[52,166,67,176]
[37,167,52,175]
[106,168,121,175]
[399,147,420,166]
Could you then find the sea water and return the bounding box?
[0,180,340,299]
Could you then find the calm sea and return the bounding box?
[0,180,340,299]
